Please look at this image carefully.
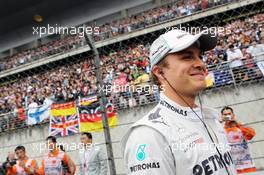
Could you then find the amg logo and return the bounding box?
[148,108,169,126]
[148,108,161,120]
[130,162,160,172]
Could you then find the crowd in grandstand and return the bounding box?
[94,0,200,41]
[204,13,264,66]
[202,14,264,84]
[0,35,85,72]
[0,0,232,73]
[0,43,154,132]
[93,0,238,41]
[0,10,264,132]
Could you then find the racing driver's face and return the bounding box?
[159,45,207,97]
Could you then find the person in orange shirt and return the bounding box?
[7,145,38,175]
[221,106,256,174]
[37,136,76,175]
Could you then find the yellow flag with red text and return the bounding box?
[78,96,117,132]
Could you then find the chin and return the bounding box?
[193,82,206,92]
[199,83,207,90]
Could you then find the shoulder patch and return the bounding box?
[148,108,169,126]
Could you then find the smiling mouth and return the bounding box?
[190,71,205,75]
[190,73,206,80]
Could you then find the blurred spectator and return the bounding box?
[221,106,257,174]
[227,44,243,68]
[37,136,76,175]
[242,48,254,80]
[214,44,227,62]
[133,69,150,86]
[201,0,208,11]
[0,153,17,175]
[0,162,5,175]
[247,42,264,61]
[227,44,245,83]
[79,132,107,175]
[6,146,38,175]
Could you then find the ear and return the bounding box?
[152,65,165,80]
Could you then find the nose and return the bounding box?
[193,56,206,71]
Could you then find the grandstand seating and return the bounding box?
[0,0,233,73]
[0,3,264,133]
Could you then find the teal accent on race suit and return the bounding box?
[136,144,146,161]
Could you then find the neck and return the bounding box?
[163,85,197,108]
[19,156,28,161]
[50,148,57,154]
[225,121,237,128]
[85,143,92,149]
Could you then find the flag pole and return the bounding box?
[77,96,81,134]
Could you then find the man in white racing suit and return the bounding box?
[121,29,237,175]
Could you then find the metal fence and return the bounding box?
[1,0,264,174]
[0,55,263,133]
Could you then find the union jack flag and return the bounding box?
[49,114,79,137]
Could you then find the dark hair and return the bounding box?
[221,106,234,114]
[58,144,65,152]
[15,145,25,152]
[46,136,57,143]
[81,132,92,140]
[229,44,234,49]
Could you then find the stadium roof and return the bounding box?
[0,0,88,34]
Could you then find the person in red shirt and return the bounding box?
[7,146,38,175]
[221,106,256,174]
